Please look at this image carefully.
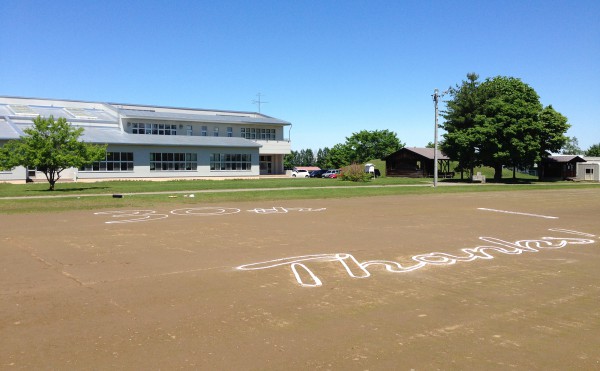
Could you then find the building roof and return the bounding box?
[0,118,21,140]
[117,108,288,125]
[80,127,261,148]
[0,96,289,146]
[294,166,321,171]
[543,155,586,163]
[385,147,450,160]
[582,157,600,163]
[0,95,290,128]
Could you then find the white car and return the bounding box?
[292,169,310,178]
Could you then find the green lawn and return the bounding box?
[0,174,597,214]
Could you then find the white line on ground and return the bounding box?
[477,208,558,219]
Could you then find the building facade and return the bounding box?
[577,157,600,182]
[384,147,452,178]
[0,96,291,182]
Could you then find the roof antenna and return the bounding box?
[252,93,268,113]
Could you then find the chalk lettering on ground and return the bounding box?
[236,229,596,288]
[93,210,169,224]
[95,206,326,223]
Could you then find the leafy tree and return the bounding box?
[315,147,329,169]
[283,151,296,169]
[345,129,404,164]
[476,76,545,180]
[441,73,482,177]
[0,116,106,190]
[586,143,600,156]
[299,148,315,166]
[324,143,351,169]
[442,74,569,181]
[561,136,582,155]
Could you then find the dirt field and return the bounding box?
[2,188,599,369]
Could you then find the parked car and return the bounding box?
[309,169,329,178]
[322,169,340,178]
[291,169,310,178]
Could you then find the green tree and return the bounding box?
[324,143,351,169]
[441,73,482,177]
[283,151,296,169]
[283,151,295,169]
[586,143,600,156]
[442,74,569,181]
[476,76,545,180]
[299,149,315,166]
[345,129,404,164]
[0,116,106,190]
[561,136,582,155]
[315,147,329,169]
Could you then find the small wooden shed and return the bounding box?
[384,147,452,178]
[577,157,600,182]
[539,155,586,180]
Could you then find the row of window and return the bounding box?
[210,153,252,171]
[150,153,198,171]
[128,122,276,140]
[199,126,233,137]
[81,152,252,172]
[131,123,178,135]
[241,128,276,140]
[81,152,134,171]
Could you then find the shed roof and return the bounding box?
[583,157,600,163]
[543,155,586,163]
[385,147,449,160]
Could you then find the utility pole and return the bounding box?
[432,89,440,187]
[252,93,268,113]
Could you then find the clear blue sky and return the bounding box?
[1,0,598,152]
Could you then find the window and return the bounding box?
[213,127,219,137]
[81,152,134,171]
[227,127,233,137]
[131,122,177,135]
[150,152,198,171]
[210,153,252,171]
[240,127,275,140]
[201,126,207,136]
[186,125,193,136]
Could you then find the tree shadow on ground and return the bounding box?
[441,178,538,184]
[28,186,110,193]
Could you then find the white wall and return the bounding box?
[77,145,260,180]
[577,162,600,182]
[0,166,27,182]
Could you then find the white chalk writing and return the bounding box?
[236,229,596,287]
[95,206,326,224]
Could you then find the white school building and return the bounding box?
[0,96,292,182]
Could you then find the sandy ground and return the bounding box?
[1,188,599,369]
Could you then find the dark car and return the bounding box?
[309,169,329,178]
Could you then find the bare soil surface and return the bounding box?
[2,188,599,369]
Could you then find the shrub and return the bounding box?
[340,163,372,182]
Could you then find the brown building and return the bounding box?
[384,147,452,178]
[539,155,586,180]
